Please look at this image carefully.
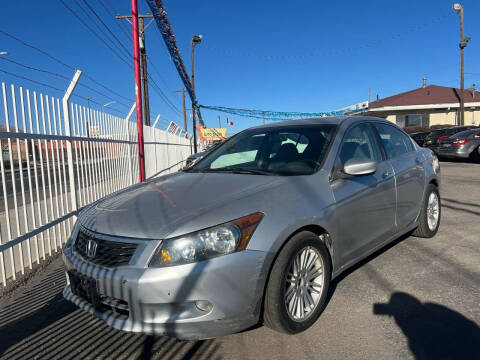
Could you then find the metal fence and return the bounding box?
[0,81,192,285]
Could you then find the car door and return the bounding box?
[373,123,425,230]
[331,123,396,268]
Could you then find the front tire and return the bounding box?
[263,231,331,334]
[412,184,441,238]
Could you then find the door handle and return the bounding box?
[382,170,391,179]
[415,157,422,164]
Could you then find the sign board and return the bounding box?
[196,126,227,141]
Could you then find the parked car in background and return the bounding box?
[185,141,224,167]
[438,128,480,162]
[63,116,441,340]
[410,131,430,147]
[423,126,477,153]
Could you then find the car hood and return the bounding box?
[78,171,285,240]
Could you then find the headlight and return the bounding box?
[149,212,264,267]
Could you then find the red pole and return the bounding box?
[131,0,145,182]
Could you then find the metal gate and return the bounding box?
[0,80,192,285]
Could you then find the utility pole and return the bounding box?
[116,14,153,126]
[453,3,471,126]
[130,0,145,182]
[218,115,221,128]
[174,89,187,136]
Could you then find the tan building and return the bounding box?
[362,84,480,128]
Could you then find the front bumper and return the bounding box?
[62,245,270,340]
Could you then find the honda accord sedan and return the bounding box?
[62,116,441,340]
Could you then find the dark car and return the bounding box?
[423,126,477,153]
[410,131,430,147]
[438,128,480,162]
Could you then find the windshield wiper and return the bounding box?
[215,168,273,175]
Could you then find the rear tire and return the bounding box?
[412,184,441,238]
[263,231,331,334]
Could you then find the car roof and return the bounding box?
[248,116,388,130]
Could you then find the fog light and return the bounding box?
[195,300,213,313]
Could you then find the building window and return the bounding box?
[405,114,422,127]
[396,114,429,128]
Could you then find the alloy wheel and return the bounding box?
[284,246,325,321]
[427,192,440,231]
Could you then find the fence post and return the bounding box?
[62,70,82,219]
[125,103,136,185]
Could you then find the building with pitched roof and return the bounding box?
[360,84,480,128]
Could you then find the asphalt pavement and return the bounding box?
[0,160,478,359]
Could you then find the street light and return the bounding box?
[191,34,202,153]
[453,3,471,125]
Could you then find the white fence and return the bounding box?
[144,124,192,179]
[0,81,193,285]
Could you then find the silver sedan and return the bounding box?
[62,116,441,340]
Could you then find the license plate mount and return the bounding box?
[68,270,101,309]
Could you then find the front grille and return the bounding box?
[74,230,137,267]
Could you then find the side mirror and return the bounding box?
[343,158,377,176]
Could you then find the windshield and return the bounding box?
[187,125,337,175]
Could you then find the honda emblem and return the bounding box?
[85,239,98,259]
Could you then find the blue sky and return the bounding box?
[0,0,479,133]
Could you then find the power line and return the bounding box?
[0,67,125,114]
[80,0,131,56]
[72,0,127,57]
[146,55,174,91]
[102,0,133,39]
[0,28,75,71]
[0,57,130,108]
[148,75,183,115]
[1,13,183,121]
[60,3,184,119]
[0,28,133,103]
[96,0,131,41]
[59,0,132,67]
